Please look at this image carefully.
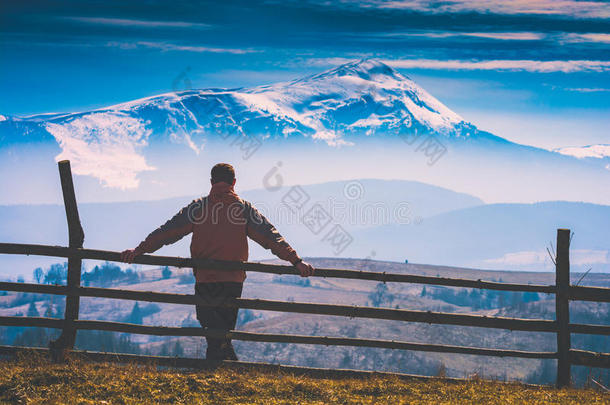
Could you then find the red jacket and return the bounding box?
[136,182,301,283]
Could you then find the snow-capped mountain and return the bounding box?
[0,59,608,205]
[32,59,479,148]
[68,58,477,144]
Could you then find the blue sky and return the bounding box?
[1,0,609,149]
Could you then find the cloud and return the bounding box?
[463,32,545,41]
[382,59,610,73]
[61,16,211,29]
[302,57,359,67]
[561,33,610,44]
[306,57,610,73]
[382,31,546,41]
[351,0,610,19]
[484,249,609,268]
[562,87,610,93]
[45,112,155,189]
[106,41,260,54]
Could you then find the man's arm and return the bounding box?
[244,201,314,277]
[121,200,200,263]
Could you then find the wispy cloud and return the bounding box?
[383,31,546,41]
[561,33,610,44]
[484,249,609,268]
[305,57,610,73]
[463,32,545,41]
[354,0,610,19]
[62,16,211,29]
[382,59,610,73]
[106,41,260,54]
[562,87,610,93]
[330,29,610,49]
[302,57,356,67]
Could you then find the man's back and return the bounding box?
[134,181,300,283]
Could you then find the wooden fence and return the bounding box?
[0,160,608,388]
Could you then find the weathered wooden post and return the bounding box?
[49,160,85,361]
[555,228,571,387]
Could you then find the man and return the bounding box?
[121,163,314,361]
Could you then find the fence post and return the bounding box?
[49,160,85,362]
[555,228,571,387]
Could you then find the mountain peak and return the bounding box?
[293,58,400,85]
[324,58,398,79]
[241,58,468,142]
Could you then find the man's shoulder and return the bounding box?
[239,198,253,209]
[183,196,208,208]
[179,196,208,213]
[189,196,208,205]
[239,199,265,216]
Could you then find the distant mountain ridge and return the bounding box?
[0,179,608,279]
[351,201,610,272]
[0,178,483,278]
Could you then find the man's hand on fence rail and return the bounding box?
[296,260,315,277]
[121,247,144,264]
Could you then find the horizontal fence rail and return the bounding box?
[0,283,556,332]
[0,313,607,367]
[0,161,608,388]
[0,279,604,334]
[1,281,608,335]
[1,242,608,302]
[0,282,610,335]
[0,243,559,294]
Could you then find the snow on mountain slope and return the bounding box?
[555,144,610,159]
[237,59,468,140]
[554,144,610,171]
[45,112,155,188]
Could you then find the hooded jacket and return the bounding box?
[135,182,301,283]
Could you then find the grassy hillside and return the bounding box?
[0,356,608,404]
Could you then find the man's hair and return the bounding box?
[211,163,236,184]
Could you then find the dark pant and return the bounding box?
[195,282,243,353]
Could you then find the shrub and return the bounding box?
[81,262,139,287]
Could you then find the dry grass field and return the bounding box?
[0,355,608,404]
